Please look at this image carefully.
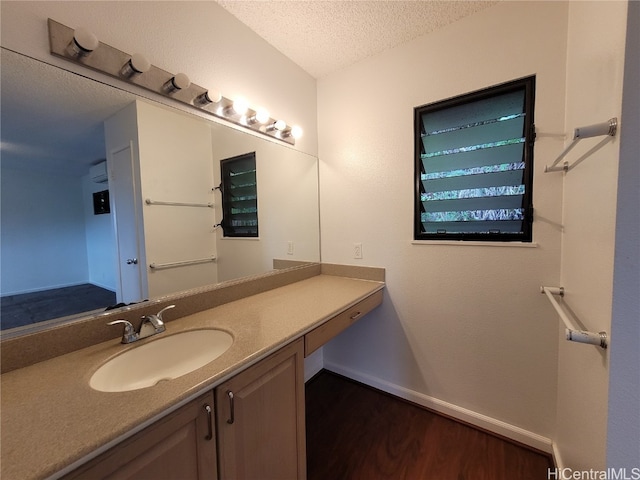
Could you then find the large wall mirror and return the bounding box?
[0,48,320,337]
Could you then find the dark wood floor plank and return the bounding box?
[306,371,554,480]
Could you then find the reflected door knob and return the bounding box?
[126,258,138,265]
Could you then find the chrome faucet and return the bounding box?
[108,305,175,344]
[107,319,138,344]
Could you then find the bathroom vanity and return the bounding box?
[65,339,305,480]
[0,264,384,479]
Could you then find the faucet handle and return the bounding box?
[107,319,134,330]
[156,304,176,322]
[107,320,137,344]
[139,304,175,337]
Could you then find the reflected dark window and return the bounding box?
[221,152,258,237]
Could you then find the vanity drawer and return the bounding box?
[304,290,383,356]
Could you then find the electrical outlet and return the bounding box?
[354,243,363,259]
[287,241,294,255]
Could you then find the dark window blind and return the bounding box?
[415,77,534,241]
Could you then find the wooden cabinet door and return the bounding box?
[215,339,306,480]
[64,392,217,480]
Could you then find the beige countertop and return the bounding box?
[1,273,384,480]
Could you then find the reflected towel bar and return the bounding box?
[540,286,608,349]
[150,256,216,270]
[544,118,617,173]
[145,198,214,208]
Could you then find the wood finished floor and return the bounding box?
[305,371,554,480]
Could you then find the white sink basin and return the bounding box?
[90,329,233,392]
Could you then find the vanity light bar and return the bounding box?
[47,19,300,145]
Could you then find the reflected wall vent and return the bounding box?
[90,161,108,183]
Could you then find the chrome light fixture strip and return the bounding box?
[47,19,296,145]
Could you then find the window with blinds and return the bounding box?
[414,76,535,242]
[220,152,258,237]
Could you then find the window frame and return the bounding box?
[413,76,536,243]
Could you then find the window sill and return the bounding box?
[220,236,260,241]
[411,240,538,248]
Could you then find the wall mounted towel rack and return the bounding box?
[145,198,214,208]
[149,256,216,270]
[544,117,617,173]
[540,286,608,349]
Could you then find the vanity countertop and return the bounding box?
[1,273,384,480]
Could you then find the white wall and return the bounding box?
[0,1,318,157]
[607,0,640,468]
[555,1,628,470]
[318,1,569,449]
[104,100,220,300]
[136,100,218,298]
[1,167,89,295]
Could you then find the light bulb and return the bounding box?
[208,89,222,103]
[195,89,222,107]
[281,125,303,140]
[120,53,151,78]
[232,98,249,116]
[66,27,99,57]
[247,108,270,125]
[274,120,286,131]
[290,126,303,139]
[255,109,270,124]
[164,73,190,94]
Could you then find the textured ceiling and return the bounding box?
[216,0,499,79]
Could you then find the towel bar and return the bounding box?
[150,256,216,270]
[540,286,607,349]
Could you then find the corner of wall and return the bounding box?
[555,0,629,470]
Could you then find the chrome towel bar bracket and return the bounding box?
[544,117,617,173]
[540,286,608,349]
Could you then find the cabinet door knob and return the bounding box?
[227,390,235,424]
[203,404,213,441]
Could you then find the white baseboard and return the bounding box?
[324,360,554,455]
[552,441,564,469]
[89,281,116,293]
[1,281,84,297]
